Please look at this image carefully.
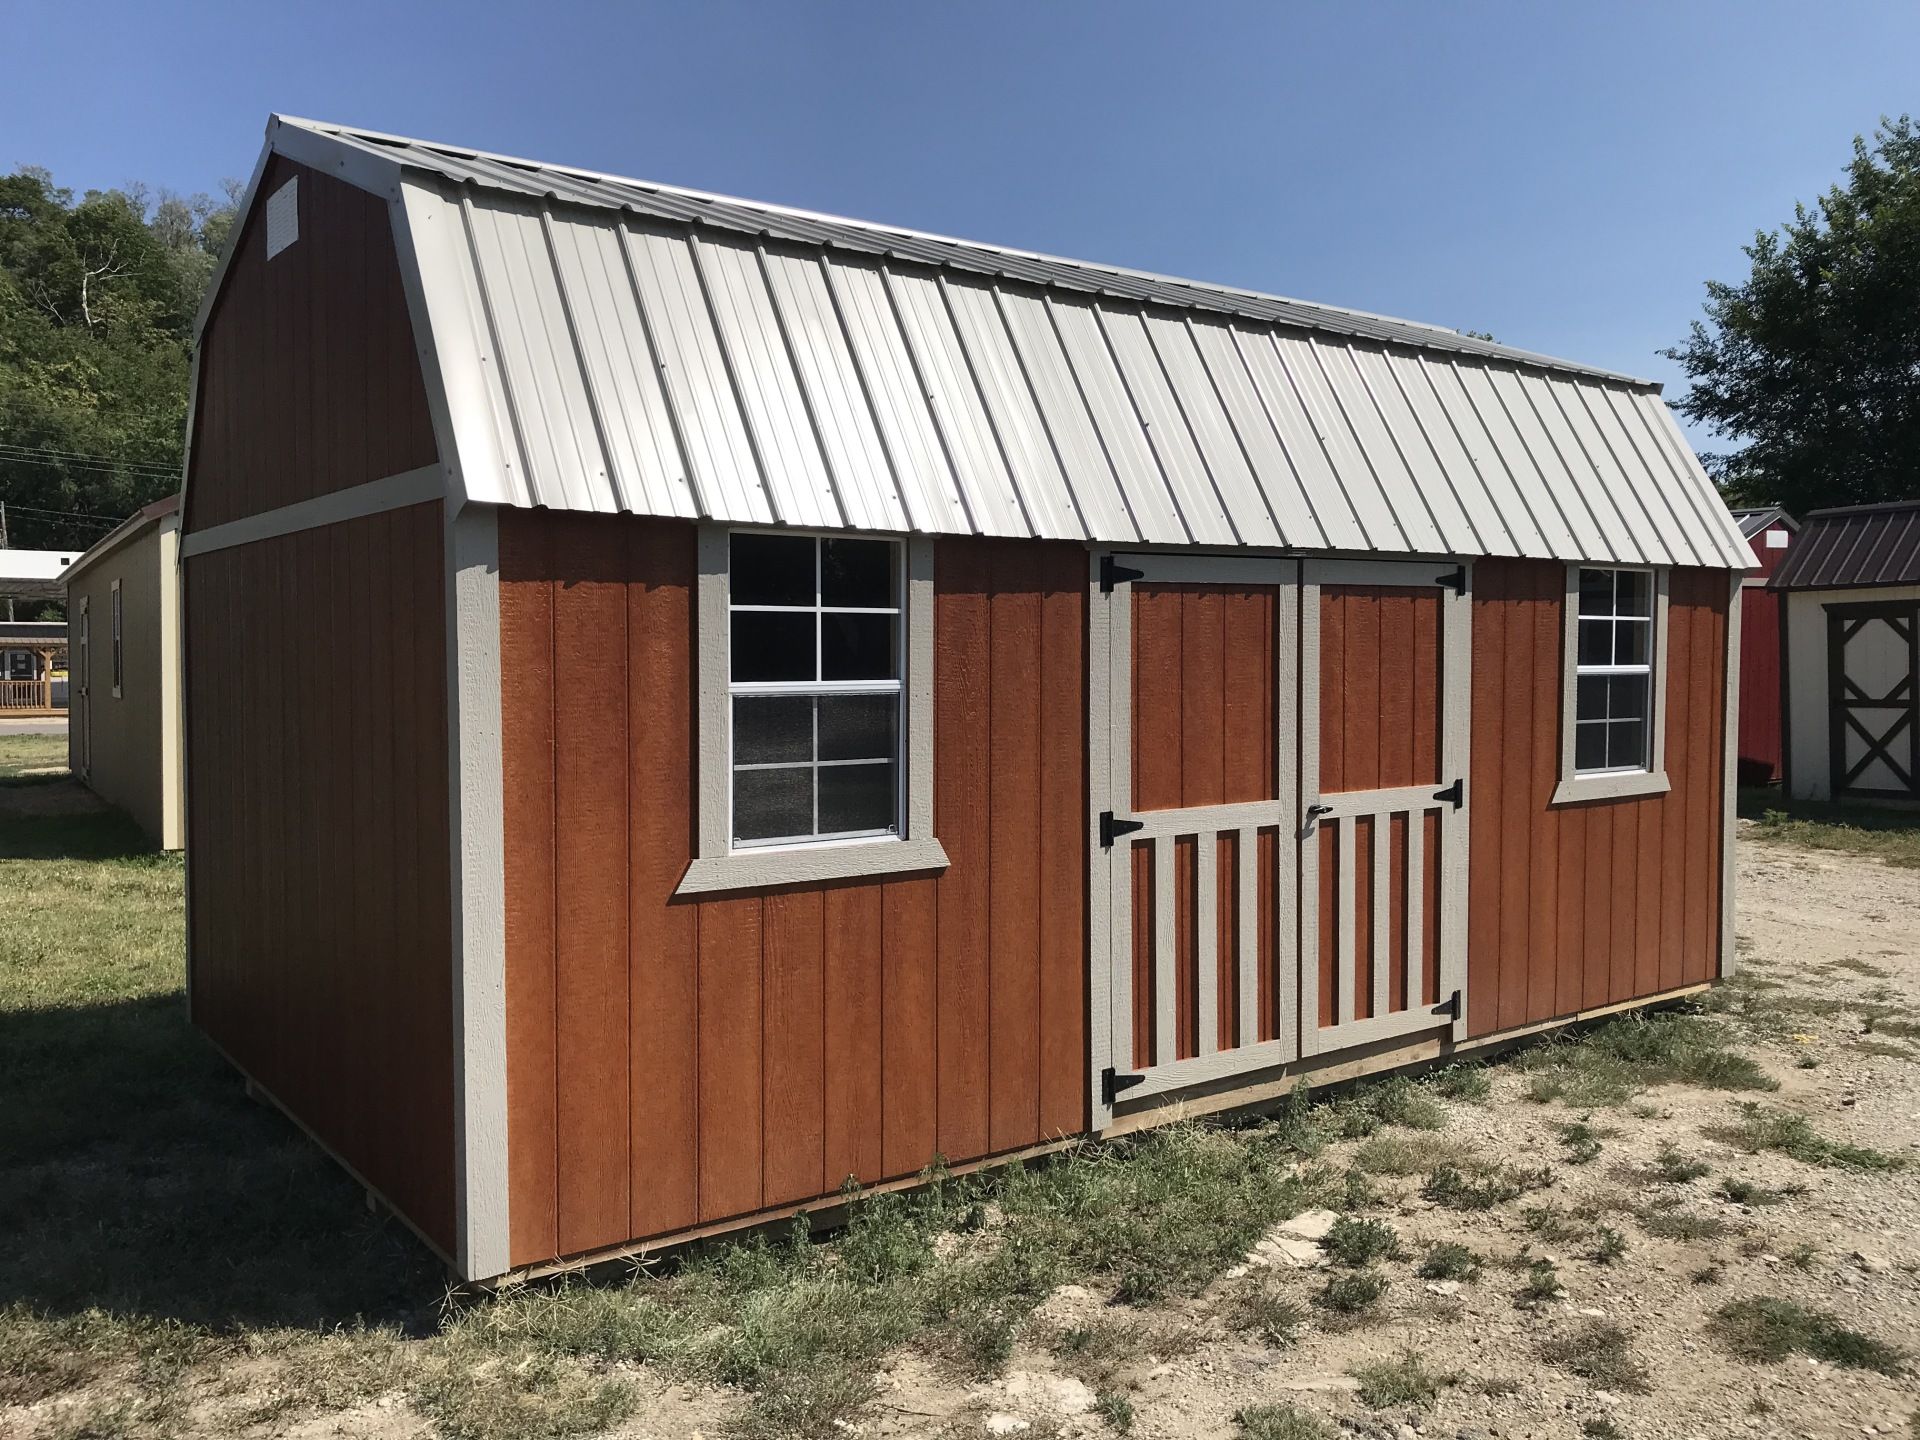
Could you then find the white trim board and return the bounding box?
[1719,572,1741,978]
[445,503,510,1280]
[181,466,448,557]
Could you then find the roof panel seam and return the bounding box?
[612,221,711,518]
[751,241,853,530]
[685,229,782,524]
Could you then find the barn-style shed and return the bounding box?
[182,116,1751,1283]
[1772,500,1920,804]
[1730,506,1797,785]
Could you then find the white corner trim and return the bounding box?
[446,503,510,1281]
[1719,572,1742,978]
[181,465,447,557]
[678,525,944,897]
[1554,563,1671,807]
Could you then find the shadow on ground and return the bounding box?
[0,787,447,1337]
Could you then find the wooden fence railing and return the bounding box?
[0,677,63,712]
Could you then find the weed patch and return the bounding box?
[1515,1260,1563,1307]
[1423,1161,1554,1211]
[1744,797,1920,869]
[1350,1132,1465,1177]
[1636,1208,1733,1241]
[1348,1348,1459,1409]
[1710,1298,1906,1375]
[1515,1013,1775,1106]
[1707,1104,1907,1172]
[1316,1272,1388,1316]
[1648,1142,1711,1184]
[1716,1177,1802,1207]
[1226,1285,1308,1347]
[1427,1064,1493,1103]
[1322,1216,1401,1268]
[1537,1321,1651,1393]
[1416,1242,1483,1283]
[1589,1227,1629,1265]
[1237,1404,1338,1440]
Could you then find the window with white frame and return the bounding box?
[1555,564,1671,804]
[1572,567,1654,773]
[728,532,903,846]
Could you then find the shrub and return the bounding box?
[1316,1272,1388,1315]
[1537,1321,1651,1393]
[1416,1242,1483,1282]
[1322,1216,1401,1268]
[1348,1348,1459,1409]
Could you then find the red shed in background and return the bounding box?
[1731,507,1797,785]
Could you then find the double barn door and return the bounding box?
[1091,553,1471,1119]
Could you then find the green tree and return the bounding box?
[0,167,236,552]
[1665,117,1920,513]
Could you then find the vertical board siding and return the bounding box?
[1736,586,1784,783]
[186,156,438,534]
[1131,583,1278,810]
[184,502,455,1255]
[499,517,1087,1268]
[1466,561,1730,1036]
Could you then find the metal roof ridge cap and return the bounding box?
[282,116,1656,389]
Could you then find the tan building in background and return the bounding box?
[62,495,184,849]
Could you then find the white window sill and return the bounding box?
[674,836,950,896]
[1551,770,1671,806]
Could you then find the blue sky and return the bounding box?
[7,1,1916,450]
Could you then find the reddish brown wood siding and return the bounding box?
[1467,562,1729,1037]
[498,515,1088,1268]
[184,502,455,1254]
[185,156,437,534]
[1131,583,1278,810]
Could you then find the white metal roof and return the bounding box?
[250,117,1754,568]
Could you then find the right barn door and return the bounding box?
[1299,560,1472,1055]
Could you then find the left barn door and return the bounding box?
[1091,553,1301,1118]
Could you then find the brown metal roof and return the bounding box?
[1769,499,1920,590]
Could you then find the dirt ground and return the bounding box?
[758,820,1919,1440]
[6,818,1917,1440]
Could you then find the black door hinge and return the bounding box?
[1431,988,1462,1020]
[1102,1066,1146,1106]
[1100,810,1145,847]
[1435,565,1467,595]
[1433,777,1464,809]
[1100,555,1146,593]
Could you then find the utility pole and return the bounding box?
[0,501,11,622]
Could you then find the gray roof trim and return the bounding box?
[275,114,1657,390]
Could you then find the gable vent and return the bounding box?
[266,177,299,259]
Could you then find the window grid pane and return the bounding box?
[1572,567,1654,776]
[729,534,904,847]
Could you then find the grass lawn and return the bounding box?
[1738,787,1920,869]
[0,731,68,780]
